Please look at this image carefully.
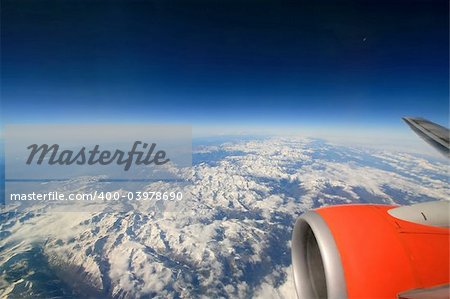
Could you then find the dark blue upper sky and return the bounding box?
[2,0,449,131]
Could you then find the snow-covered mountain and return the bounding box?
[1,137,448,298]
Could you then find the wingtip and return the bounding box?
[402,117,413,125]
[401,116,450,158]
[402,116,426,125]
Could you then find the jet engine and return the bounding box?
[291,202,450,299]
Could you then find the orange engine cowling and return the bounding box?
[291,203,450,299]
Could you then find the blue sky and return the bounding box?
[1,0,448,136]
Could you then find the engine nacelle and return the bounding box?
[291,202,450,299]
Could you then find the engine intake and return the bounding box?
[292,211,347,299]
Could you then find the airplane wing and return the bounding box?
[402,117,449,158]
